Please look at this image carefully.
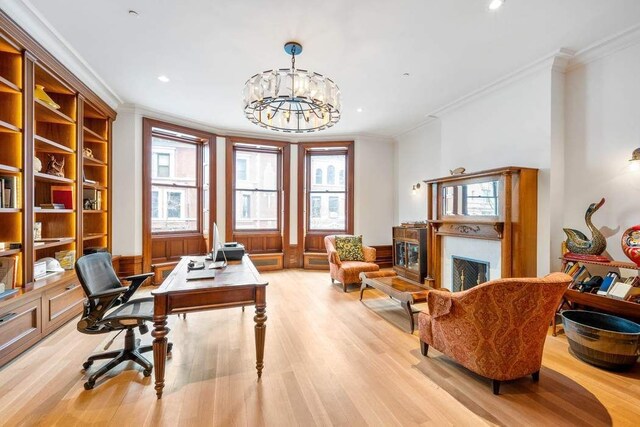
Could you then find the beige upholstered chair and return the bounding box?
[324,235,379,292]
[417,272,572,394]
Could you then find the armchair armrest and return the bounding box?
[120,272,154,303]
[363,245,376,263]
[427,289,454,319]
[328,250,342,266]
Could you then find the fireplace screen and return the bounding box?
[452,256,490,292]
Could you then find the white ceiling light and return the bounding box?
[356,108,363,113]
[157,75,170,83]
[243,41,341,133]
[489,0,505,10]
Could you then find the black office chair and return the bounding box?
[75,252,171,390]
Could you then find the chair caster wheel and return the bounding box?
[84,380,95,390]
[168,343,173,353]
[82,361,93,370]
[143,369,152,377]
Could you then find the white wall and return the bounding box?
[564,42,640,262]
[395,67,557,275]
[111,107,395,256]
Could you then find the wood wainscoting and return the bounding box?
[116,255,143,277]
[151,233,206,265]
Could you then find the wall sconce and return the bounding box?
[629,148,640,170]
[412,183,421,195]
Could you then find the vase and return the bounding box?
[621,225,640,267]
[34,85,60,110]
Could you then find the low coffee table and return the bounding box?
[359,271,434,333]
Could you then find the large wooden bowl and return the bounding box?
[562,310,640,371]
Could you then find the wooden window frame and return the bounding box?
[298,141,354,253]
[225,137,290,254]
[142,118,216,273]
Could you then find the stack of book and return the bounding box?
[564,261,590,287]
[0,175,19,209]
[564,261,640,301]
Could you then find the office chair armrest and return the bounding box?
[92,287,128,299]
[119,272,154,304]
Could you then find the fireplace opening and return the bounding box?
[452,256,490,292]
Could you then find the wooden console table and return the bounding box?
[151,255,268,399]
[359,271,433,333]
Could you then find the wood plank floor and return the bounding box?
[0,269,638,426]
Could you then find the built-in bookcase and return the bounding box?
[0,33,23,286]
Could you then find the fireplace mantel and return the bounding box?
[424,166,538,289]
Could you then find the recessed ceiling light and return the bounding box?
[402,72,410,77]
[158,75,170,83]
[488,0,504,10]
[356,108,363,113]
[128,10,139,17]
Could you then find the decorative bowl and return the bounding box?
[621,225,640,267]
[562,310,640,371]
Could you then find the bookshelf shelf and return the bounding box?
[82,210,106,214]
[83,182,107,190]
[0,119,20,133]
[34,134,74,154]
[34,209,74,214]
[34,172,74,184]
[0,163,20,174]
[35,98,75,125]
[82,156,106,167]
[83,126,107,143]
[83,233,106,241]
[0,75,20,93]
[0,208,21,213]
[562,254,640,271]
[33,238,75,251]
[0,248,20,257]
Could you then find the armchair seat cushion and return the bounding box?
[337,261,380,284]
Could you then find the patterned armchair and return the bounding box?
[324,235,379,292]
[418,272,572,394]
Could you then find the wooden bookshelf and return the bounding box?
[0,11,116,367]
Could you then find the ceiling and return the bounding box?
[25,0,640,138]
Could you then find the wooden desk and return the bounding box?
[151,255,268,399]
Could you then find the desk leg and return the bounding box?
[254,288,267,379]
[152,314,168,398]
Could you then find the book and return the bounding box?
[0,256,18,289]
[39,203,66,209]
[51,185,74,209]
[0,175,19,208]
[563,261,575,274]
[598,272,620,295]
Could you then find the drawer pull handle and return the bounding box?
[0,312,17,323]
[66,284,79,291]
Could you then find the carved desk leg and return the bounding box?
[254,287,267,379]
[152,313,169,399]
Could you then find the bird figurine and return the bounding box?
[563,198,607,256]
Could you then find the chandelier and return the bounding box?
[243,42,341,133]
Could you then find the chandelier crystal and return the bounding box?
[243,42,341,133]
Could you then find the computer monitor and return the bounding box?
[210,222,227,268]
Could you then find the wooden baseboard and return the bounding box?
[249,253,283,271]
[373,245,393,268]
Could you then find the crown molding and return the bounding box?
[568,23,640,71]
[0,0,122,109]
[118,103,394,144]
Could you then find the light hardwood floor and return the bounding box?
[0,269,638,426]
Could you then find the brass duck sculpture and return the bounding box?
[563,198,607,255]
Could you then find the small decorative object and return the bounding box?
[83,147,94,158]
[34,85,60,109]
[33,222,42,241]
[83,199,93,210]
[54,250,76,270]
[34,156,42,173]
[621,225,640,267]
[563,198,608,261]
[0,256,18,289]
[449,167,465,175]
[45,154,65,177]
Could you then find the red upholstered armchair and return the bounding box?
[324,235,379,292]
[418,272,572,394]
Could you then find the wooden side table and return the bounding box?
[359,271,433,333]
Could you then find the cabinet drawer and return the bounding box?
[0,297,42,366]
[43,281,85,334]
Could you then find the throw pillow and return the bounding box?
[335,235,364,262]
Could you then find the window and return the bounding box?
[237,158,247,181]
[234,146,281,230]
[156,153,170,177]
[151,191,159,218]
[327,165,335,185]
[315,168,323,184]
[151,135,199,232]
[339,169,345,185]
[311,196,321,218]
[306,149,350,231]
[242,194,251,218]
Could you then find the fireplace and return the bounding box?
[452,256,490,292]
